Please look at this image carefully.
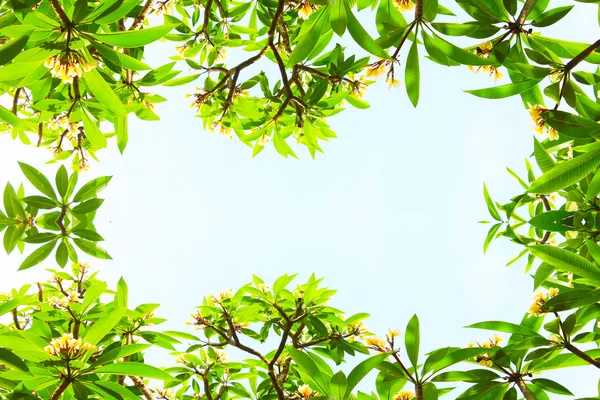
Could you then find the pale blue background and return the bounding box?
[1,3,598,397]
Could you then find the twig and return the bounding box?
[48,0,71,27]
[131,376,156,400]
[130,0,156,30]
[565,39,600,71]
[515,378,535,400]
[49,379,71,400]
[12,88,21,115]
[564,343,600,369]
[11,309,22,330]
[517,0,536,25]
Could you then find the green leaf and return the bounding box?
[18,162,56,200]
[587,168,600,200]
[405,314,420,368]
[82,69,126,116]
[483,223,501,254]
[56,165,69,199]
[73,238,112,260]
[406,41,420,107]
[529,245,600,285]
[465,320,543,338]
[345,353,389,397]
[532,6,573,27]
[91,344,151,367]
[115,115,128,154]
[466,79,541,99]
[528,146,600,193]
[531,378,573,396]
[528,210,571,233]
[543,110,600,138]
[330,0,347,36]
[422,0,438,21]
[83,307,125,345]
[22,195,59,209]
[0,105,26,130]
[23,233,59,244]
[433,33,493,66]
[163,73,201,87]
[483,183,502,221]
[533,137,555,173]
[0,35,30,66]
[82,281,108,311]
[19,240,58,270]
[73,176,112,202]
[543,289,600,312]
[94,362,174,381]
[533,262,554,289]
[72,229,104,241]
[90,41,152,71]
[345,4,389,59]
[330,371,347,399]
[71,198,104,215]
[81,106,107,148]
[287,347,330,394]
[288,8,331,66]
[89,24,177,48]
[55,241,68,267]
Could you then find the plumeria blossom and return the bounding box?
[468,336,503,367]
[296,0,315,19]
[210,122,233,139]
[44,54,95,84]
[43,333,96,358]
[365,336,388,352]
[527,103,559,140]
[467,42,503,81]
[393,391,415,400]
[298,384,315,398]
[393,0,414,11]
[529,288,559,317]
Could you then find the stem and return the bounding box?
[414,0,423,20]
[56,205,68,237]
[565,343,600,369]
[48,0,71,27]
[415,383,423,400]
[392,22,415,59]
[131,376,155,400]
[11,309,22,330]
[565,39,600,70]
[517,0,536,25]
[49,379,71,400]
[391,352,416,383]
[130,0,156,30]
[12,88,21,114]
[516,379,535,400]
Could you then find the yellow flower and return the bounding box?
[393,391,415,400]
[548,128,559,141]
[67,291,80,303]
[393,0,414,11]
[386,76,401,89]
[298,384,314,397]
[492,68,503,81]
[215,349,227,362]
[176,45,188,58]
[365,337,386,350]
[258,133,270,147]
[365,61,387,78]
[43,345,56,356]
[44,56,57,69]
[490,335,503,346]
[548,287,559,297]
[257,283,270,292]
[298,2,314,19]
[386,329,400,340]
[478,358,493,367]
[175,353,187,364]
[215,48,227,63]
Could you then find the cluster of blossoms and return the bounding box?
[393,0,414,11]
[44,54,95,84]
[294,0,316,19]
[528,288,559,316]
[365,59,400,88]
[297,384,317,398]
[468,335,503,367]
[15,211,34,232]
[393,390,415,400]
[43,333,96,358]
[47,116,82,137]
[210,121,234,139]
[186,87,211,110]
[528,104,559,140]
[468,42,503,81]
[348,321,368,340]
[154,0,174,15]
[48,290,81,308]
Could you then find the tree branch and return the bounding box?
[515,378,535,400]
[12,88,21,115]
[517,0,536,25]
[48,0,71,27]
[11,309,22,330]
[565,39,600,70]
[565,343,600,369]
[49,379,71,400]
[131,376,156,400]
[130,0,156,30]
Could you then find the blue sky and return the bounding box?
[1,3,598,397]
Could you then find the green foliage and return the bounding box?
[0,0,600,398]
